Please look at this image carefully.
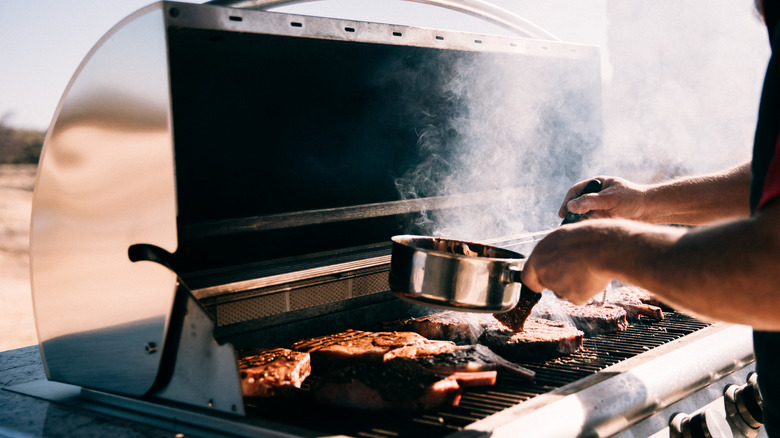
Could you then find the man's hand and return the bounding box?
[558,163,750,226]
[558,177,648,222]
[521,219,623,304]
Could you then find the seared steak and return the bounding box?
[480,317,584,360]
[535,299,628,334]
[596,285,665,320]
[385,343,535,381]
[310,361,465,412]
[384,311,490,344]
[292,328,535,380]
[238,348,311,397]
[291,329,433,369]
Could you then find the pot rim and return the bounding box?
[391,234,527,263]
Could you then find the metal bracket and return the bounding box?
[153,289,245,416]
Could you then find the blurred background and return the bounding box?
[0,0,770,351]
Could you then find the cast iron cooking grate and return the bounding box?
[242,312,711,438]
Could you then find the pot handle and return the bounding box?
[504,265,542,300]
[504,264,523,284]
[206,0,559,40]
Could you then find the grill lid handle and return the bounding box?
[206,0,559,40]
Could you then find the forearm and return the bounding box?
[639,162,751,225]
[602,208,780,330]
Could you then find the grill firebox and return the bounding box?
[239,312,713,438]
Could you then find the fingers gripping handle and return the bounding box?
[561,179,602,225]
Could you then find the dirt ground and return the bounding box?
[0,164,38,351]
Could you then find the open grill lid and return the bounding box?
[29,0,602,414]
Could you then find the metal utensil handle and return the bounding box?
[504,264,523,284]
[206,0,559,40]
[561,179,602,225]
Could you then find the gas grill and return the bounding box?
[7,1,764,437]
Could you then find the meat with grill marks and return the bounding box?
[291,329,534,380]
[387,310,588,361]
[385,343,535,381]
[290,329,438,370]
[480,317,584,360]
[238,348,311,397]
[595,285,666,320]
[383,311,489,345]
[293,329,529,412]
[535,299,628,335]
[310,360,465,412]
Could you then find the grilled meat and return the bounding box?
[292,328,534,380]
[238,348,311,397]
[480,317,584,360]
[384,311,489,344]
[385,343,535,381]
[608,284,666,307]
[535,299,628,334]
[291,329,433,369]
[595,285,665,320]
[310,360,465,412]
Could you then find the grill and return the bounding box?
[239,312,713,438]
[10,1,764,437]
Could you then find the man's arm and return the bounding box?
[523,195,780,330]
[560,162,752,225]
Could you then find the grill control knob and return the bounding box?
[725,372,763,437]
[670,408,733,438]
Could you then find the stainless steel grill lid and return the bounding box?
[29,0,602,418]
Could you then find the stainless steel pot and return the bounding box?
[389,235,528,313]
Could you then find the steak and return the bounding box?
[292,328,535,380]
[480,317,584,360]
[535,298,628,334]
[310,360,465,412]
[384,311,489,344]
[596,285,665,320]
[238,348,311,397]
[290,329,434,369]
[385,343,535,381]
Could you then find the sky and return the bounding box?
[0,0,608,131]
[0,0,187,130]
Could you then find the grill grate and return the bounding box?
[242,312,711,437]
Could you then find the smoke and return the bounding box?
[393,1,768,241]
[594,1,766,181]
[393,47,602,240]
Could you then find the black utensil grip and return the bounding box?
[561,179,602,225]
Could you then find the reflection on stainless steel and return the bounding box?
[389,235,527,312]
[30,4,178,396]
[207,0,560,40]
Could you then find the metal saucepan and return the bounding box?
[389,235,532,313]
[390,180,603,313]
